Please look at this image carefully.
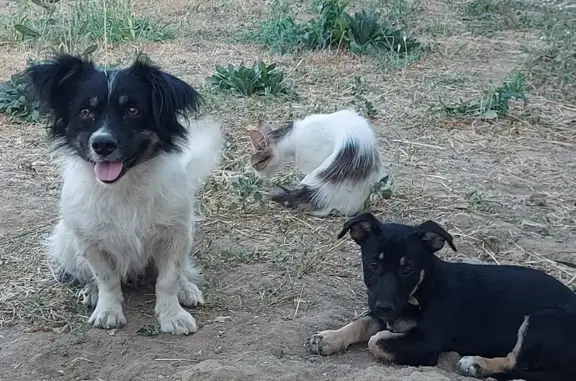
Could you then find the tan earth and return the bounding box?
[1,0,574,380]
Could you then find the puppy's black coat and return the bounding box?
[308,212,576,381]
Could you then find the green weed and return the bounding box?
[0,64,42,123]
[209,61,296,97]
[8,0,174,55]
[441,71,528,119]
[349,75,378,118]
[246,0,420,57]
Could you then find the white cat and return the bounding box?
[247,109,385,216]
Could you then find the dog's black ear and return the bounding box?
[26,53,92,111]
[337,212,382,244]
[130,54,202,126]
[416,220,457,253]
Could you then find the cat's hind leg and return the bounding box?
[269,184,323,214]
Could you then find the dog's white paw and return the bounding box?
[88,301,126,329]
[178,280,204,307]
[457,356,480,377]
[78,283,98,307]
[157,306,198,335]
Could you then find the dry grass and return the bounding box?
[1,0,575,337]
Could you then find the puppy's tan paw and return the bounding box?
[306,330,345,356]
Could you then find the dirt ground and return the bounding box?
[1,0,575,380]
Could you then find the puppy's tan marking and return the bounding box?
[307,315,380,356]
[400,256,406,266]
[409,270,425,297]
[368,330,404,362]
[89,97,98,107]
[457,316,529,377]
[388,318,417,333]
[119,95,129,105]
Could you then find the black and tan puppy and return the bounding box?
[306,212,576,381]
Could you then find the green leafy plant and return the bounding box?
[209,61,295,97]
[246,0,419,57]
[368,175,393,206]
[0,67,42,123]
[10,0,174,55]
[347,10,419,55]
[441,71,528,119]
[350,75,378,118]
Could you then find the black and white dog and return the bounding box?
[28,54,222,335]
[307,212,576,381]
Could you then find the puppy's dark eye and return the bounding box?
[368,261,379,271]
[79,108,91,119]
[126,107,140,117]
[402,266,414,276]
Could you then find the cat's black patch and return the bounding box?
[268,121,294,142]
[318,140,379,183]
[269,184,319,211]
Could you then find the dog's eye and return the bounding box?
[402,266,414,276]
[126,107,140,117]
[79,108,92,120]
[368,261,379,271]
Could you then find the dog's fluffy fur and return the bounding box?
[307,213,576,381]
[247,110,384,216]
[28,54,222,335]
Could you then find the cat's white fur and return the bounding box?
[47,118,222,335]
[255,109,384,216]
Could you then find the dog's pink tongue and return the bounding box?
[94,161,123,182]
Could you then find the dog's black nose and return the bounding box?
[375,301,395,314]
[91,135,118,156]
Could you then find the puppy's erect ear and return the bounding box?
[416,220,457,253]
[130,54,202,126]
[337,212,382,244]
[26,53,93,112]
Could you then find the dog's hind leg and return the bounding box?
[47,220,94,285]
[307,312,381,355]
[177,257,204,307]
[458,316,529,378]
[487,308,576,381]
[47,221,100,307]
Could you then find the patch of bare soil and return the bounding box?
[1,0,575,380]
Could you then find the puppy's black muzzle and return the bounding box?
[368,273,398,321]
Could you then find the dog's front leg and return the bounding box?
[368,306,448,366]
[154,231,198,335]
[368,329,443,366]
[83,245,126,329]
[307,312,382,355]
